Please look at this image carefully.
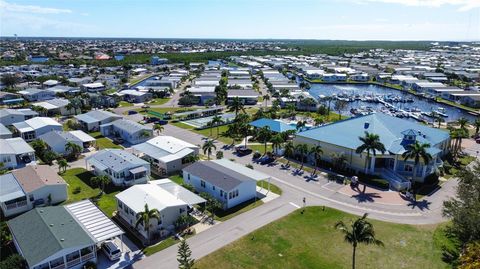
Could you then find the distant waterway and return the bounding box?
[308,83,478,122]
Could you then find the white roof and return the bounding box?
[150,179,206,205]
[65,200,124,243]
[69,130,95,143]
[116,184,187,213]
[26,117,62,130]
[0,138,35,155]
[144,136,197,154]
[118,89,147,96]
[83,82,104,88]
[212,159,270,181]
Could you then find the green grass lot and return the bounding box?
[214,199,264,222]
[60,168,119,217]
[148,98,170,105]
[249,144,273,155]
[119,101,133,107]
[171,121,239,145]
[143,233,195,256]
[257,180,282,195]
[443,155,476,179]
[196,207,452,269]
[90,131,123,149]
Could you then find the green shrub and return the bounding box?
[73,186,82,194]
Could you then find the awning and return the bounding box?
[65,200,124,243]
[129,166,147,174]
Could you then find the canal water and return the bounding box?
[308,83,478,123]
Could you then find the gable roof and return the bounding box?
[108,119,152,134]
[0,173,25,203]
[74,110,121,124]
[12,165,66,193]
[8,207,94,267]
[0,137,34,155]
[12,117,61,132]
[296,113,450,154]
[183,159,268,191]
[132,136,197,161]
[250,118,296,133]
[86,149,149,172]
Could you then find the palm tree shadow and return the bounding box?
[407,200,431,211]
[351,192,382,203]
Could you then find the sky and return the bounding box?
[1,0,480,41]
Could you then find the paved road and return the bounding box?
[132,123,456,269]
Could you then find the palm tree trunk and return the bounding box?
[352,245,356,269]
[364,153,370,174]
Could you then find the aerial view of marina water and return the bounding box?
[0,1,479,269]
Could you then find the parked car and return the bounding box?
[128,110,138,115]
[102,241,121,261]
[235,145,252,156]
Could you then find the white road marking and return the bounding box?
[289,202,301,208]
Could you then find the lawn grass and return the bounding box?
[171,121,239,145]
[169,174,184,185]
[214,199,264,222]
[143,233,195,256]
[196,207,450,269]
[257,180,282,195]
[60,168,120,217]
[249,144,273,154]
[96,137,124,149]
[119,101,133,107]
[148,98,170,105]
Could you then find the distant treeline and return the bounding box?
[0,40,432,67]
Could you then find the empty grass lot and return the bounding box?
[196,207,451,269]
[89,131,124,149]
[60,168,120,217]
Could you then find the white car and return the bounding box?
[102,241,121,261]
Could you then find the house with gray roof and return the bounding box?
[0,108,38,126]
[74,110,122,131]
[18,88,56,101]
[100,119,153,145]
[182,159,269,209]
[0,137,36,169]
[0,165,67,217]
[12,117,63,142]
[85,149,150,186]
[227,89,259,105]
[38,130,95,155]
[294,113,450,189]
[0,123,12,138]
[32,98,78,116]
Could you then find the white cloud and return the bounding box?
[359,0,480,11]
[0,0,72,14]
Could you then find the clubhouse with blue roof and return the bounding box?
[294,113,450,190]
[249,118,297,133]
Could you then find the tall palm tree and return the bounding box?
[402,141,432,181]
[135,204,160,245]
[91,175,110,193]
[202,139,216,160]
[309,145,323,176]
[65,142,82,159]
[473,118,480,135]
[355,132,386,174]
[335,213,384,269]
[270,134,284,156]
[283,141,295,166]
[210,115,224,138]
[57,158,68,173]
[263,94,270,107]
[153,124,164,135]
[227,97,245,116]
[457,117,469,131]
[295,143,309,170]
[257,126,272,155]
[296,120,306,132]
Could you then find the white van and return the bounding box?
[102,241,121,261]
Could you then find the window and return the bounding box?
[118,201,123,209]
[188,174,190,180]
[220,190,223,196]
[212,186,215,191]
[179,208,185,214]
[404,164,413,172]
[201,180,205,188]
[29,194,34,201]
[66,250,80,262]
[49,257,64,268]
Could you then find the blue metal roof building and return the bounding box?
[249,118,297,133]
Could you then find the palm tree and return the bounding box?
[473,118,480,135]
[295,143,309,170]
[309,145,323,176]
[335,213,384,269]
[257,126,272,155]
[457,117,469,131]
[91,175,110,194]
[355,132,386,174]
[263,94,270,107]
[227,97,245,116]
[57,158,68,173]
[402,141,432,182]
[65,142,82,160]
[210,115,224,138]
[296,120,306,132]
[135,204,160,245]
[270,134,284,156]
[153,124,164,135]
[202,139,216,160]
[283,141,295,166]
[334,100,348,120]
